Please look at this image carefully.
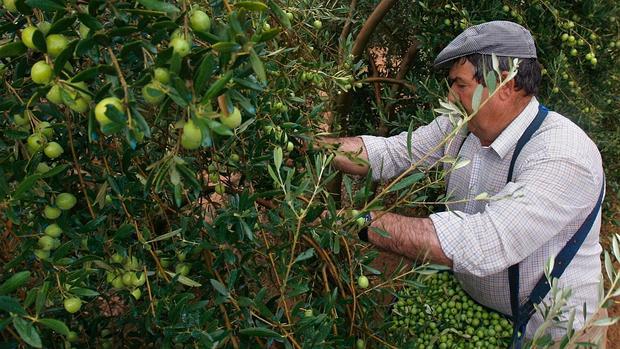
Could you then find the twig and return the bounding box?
[106,48,132,125]
[219,303,240,349]
[180,0,189,39]
[281,157,330,305]
[4,326,24,348]
[5,81,25,104]
[338,0,359,62]
[222,0,232,13]
[65,113,95,218]
[259,228,293,324]
[353,323,399,349]
[143,265,156,317]
[302,234,355,323]
[322,265,339,336]
[362,77,416,92]
[342,237,358,336]
[137,222,170,282]
[255,199,355,323]
[208,248,302,349]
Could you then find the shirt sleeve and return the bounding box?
[429,153,602,277]
[360,116,456,181]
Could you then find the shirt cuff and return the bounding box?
[360,135,386,181]
[429,211,473,275]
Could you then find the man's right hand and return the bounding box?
[316,137,370,176]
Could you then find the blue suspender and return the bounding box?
[507,105,605,348]
[507,104,549,347]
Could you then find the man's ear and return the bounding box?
[497,71,516,101]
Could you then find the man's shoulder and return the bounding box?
[531,109,602,165]
[540,110,599,148]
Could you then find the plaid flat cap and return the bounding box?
[434,21,537,67]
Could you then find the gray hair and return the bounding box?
[460,54,542,96]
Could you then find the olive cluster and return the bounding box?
[105,255,146,300]
[388,272,513,349]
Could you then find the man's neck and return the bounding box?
[480,96,533,146]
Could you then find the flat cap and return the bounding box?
[434,21,537,67]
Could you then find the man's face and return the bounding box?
[447,59,498,139]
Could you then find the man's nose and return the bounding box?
[447,88,458,103]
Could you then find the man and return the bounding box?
[324,21,607,345]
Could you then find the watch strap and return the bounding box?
[357,212,372,242]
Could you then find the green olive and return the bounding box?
[44,142,64,159]
[31,61,53,85]
[190,10,211,32]
[21,26,38,50]
[44,223,62,238]
[63,297,82,313]
[47,84,63,104]
[142,82,165,105]
[220,107,242,129]
[95,97,124,126]
[43,205,62,219]
[181,119,202,150]
[56,193,77,210]
[170,37,191,57]
[357,275,369,289]
[46,34,68,57]
[154,68,171,84]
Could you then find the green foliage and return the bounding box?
[0,0,618,348]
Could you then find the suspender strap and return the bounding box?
[507,104,605,348]
[509,264,522,346]
[507,104,549,348]
[506,105,549,182]
[522,183,605,318]
[510,184,604,348]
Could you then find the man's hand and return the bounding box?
[311,208,453,267]
[315,137,370,176]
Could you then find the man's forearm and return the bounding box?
[368,212,452,267]
[318,137,369,176]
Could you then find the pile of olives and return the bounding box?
[388,272,513,348]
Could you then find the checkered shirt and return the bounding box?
[360,97,604,339]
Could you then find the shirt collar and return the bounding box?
[489,97,540,159]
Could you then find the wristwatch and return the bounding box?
[357,212,372,242]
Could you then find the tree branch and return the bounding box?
[351,0,400,60]
[362,77,416,92]
[335,0,400,115]
[387,41,420,120]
